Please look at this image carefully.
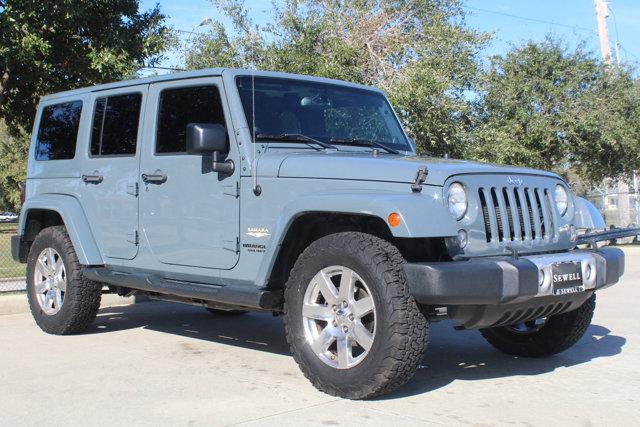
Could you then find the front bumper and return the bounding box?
[404,247,624,329]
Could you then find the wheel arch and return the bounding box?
[264,211,389,290]
[255,192,457,290]
[18,194,104,265]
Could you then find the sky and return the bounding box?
[139,0,640,74]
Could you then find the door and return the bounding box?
[139,78,240,270]
[79,86,146,260]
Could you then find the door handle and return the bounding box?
[142,171,167,184]
[82,174,103,184]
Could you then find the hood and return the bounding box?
[269,151,559,186]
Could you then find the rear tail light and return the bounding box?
[19,182,26,205]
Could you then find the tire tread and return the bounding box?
[283,232,428,399]
[480,294,596,357]
[27,226,102,335]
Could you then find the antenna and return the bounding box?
[250,33,261,196]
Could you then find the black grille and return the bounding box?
[479,186,556,243]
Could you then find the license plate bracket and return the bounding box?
[552,262,584,295]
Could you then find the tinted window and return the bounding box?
[235,76,411,151]
[35,101,83,160]
[156,86,226,153]
[91,93,142,156]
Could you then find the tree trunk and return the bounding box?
[0,66,9,110]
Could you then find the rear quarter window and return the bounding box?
[90,93,142,156]
[35,101,83,160]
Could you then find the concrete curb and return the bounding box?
[0,293,135,316]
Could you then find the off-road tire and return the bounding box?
[26,226,102,335]
[205,308,248,316]
[480,294,596,357]
[283,232,429,399]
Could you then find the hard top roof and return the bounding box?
[40,68,382,102]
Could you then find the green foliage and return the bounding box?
[0,0,171,208]
[185,0,489,157]
[186,3,640,186]
[468,38,640,184]
[0,0,171,133]
[0,0,637,195]
[0,120,27,211]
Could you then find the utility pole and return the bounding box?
[634,172,640,226]
[593,0,633,229]
[594,0,612,65]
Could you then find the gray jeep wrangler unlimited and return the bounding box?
[12,69,626,399]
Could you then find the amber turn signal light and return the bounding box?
[388,212,401,228]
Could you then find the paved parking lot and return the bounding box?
[1,247,639,426]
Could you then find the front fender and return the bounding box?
[19,194,104,265]
[277,190,458,239]
[255,188,458,287]
[574,197,606,230]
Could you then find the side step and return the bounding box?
[83,267,282,310]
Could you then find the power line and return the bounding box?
[462,5,597,35]
[620,45,640,62]
[607,6,622,43]
[607,5,640,64]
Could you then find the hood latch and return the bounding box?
[411,167,428,193]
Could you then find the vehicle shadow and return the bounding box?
[90,301,626,399]
[91,301,292,355]
[381,321,626,399]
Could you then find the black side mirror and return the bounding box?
[186,123,234,175]
[186,123,226,154]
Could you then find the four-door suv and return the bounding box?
[12,68,625,399]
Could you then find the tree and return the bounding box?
[0,120,27,211]
[467,38,640,185]
[185,0,488,157]
[0,0,170,133]
[0,0,171,211]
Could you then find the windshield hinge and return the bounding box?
[411,167,428,193]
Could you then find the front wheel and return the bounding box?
[480,294,596,357]
[283,232,428,399]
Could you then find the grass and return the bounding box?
[0,223,25,279]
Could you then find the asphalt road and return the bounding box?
[1,247,639,426]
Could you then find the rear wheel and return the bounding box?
[26,226,102,335]
[283,232,428,399]
[480,294,596,357]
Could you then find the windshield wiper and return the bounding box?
[255,133,337,150]
[328,138,399,155]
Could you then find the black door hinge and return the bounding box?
[224,181,240,198]
[127,230,139,246]
[223,237,240,253]
[127,182,139,197]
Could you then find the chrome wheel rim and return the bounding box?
[302,265,376,369]
[33,248,66,315]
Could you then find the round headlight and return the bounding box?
[447,182,468,220]
[554,184,569,216]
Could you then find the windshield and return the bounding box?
[235,76,412,152]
